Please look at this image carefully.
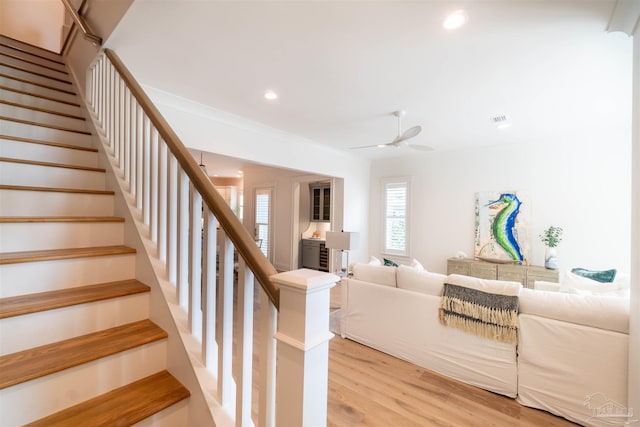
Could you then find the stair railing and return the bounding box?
[85,49,337,427]
[60,0,102,47]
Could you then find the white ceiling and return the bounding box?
[109,0,631,160]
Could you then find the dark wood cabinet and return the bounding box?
[310,183,330,222]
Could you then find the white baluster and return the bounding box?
[150,127,159,243]
[177,168,190,310]
[217,232,235,408]
[202,207,217,368]
[189,186,203,340]
[258,291,276,427]
[158,141,168,263]
[142,116,151,226]
[236,260,254,427]
[167,153,178,284]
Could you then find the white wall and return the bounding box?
[629,18,640,424]
[369,132,631,275]
[0,0,64,52]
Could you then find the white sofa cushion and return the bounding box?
[533,280,561,292]
[396,265,445,296]
[351,263,397,287]
[559,271,621,294]
[519,288,629,334]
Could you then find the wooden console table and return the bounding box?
[447,258,558,289]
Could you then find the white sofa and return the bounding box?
[340,263,631,427]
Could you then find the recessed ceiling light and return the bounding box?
[264,90,278,100]
[443,10,467,30]
[377,144,387,148]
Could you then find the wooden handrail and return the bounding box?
[103,49,280,309]
[60,0,102,46]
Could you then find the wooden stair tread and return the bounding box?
[0,115,91,135]
[0,51,68,75]
[0,73,76,95]
[24,371,190,427]
[0,61,72,85]
[0,319,167,389]
[0,99,85,120]
[0,216,124,223]
[0,279,150,319]
[0,134,97,151]
[0,157,105,173]
[0,184,113,195]
[0,39,65,66]
[0,85,81,107]
[0,245,136,265]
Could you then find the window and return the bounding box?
[382,178,410,256]
[255,188,272,259]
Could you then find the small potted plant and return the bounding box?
[539,225,563,269]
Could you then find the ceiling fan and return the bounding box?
[351,110,433,152]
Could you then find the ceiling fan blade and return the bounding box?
[398,125,422,142]
[350,143,388,150]
[408,143,434,152]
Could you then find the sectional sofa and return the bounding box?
[340,263,630,426]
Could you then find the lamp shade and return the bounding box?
[325,231,360,251]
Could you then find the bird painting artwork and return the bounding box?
[475,191,530,264]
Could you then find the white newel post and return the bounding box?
[271,269,339,427]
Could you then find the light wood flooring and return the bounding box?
[326,335,578,427]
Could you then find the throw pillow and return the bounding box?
[571,267,616,283]
[559,272,619,294]
[368,256,382,266]
[410,258,425,271]
[383,258,399,267]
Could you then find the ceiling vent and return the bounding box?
[490,114,511,129]
[490,114,509,124]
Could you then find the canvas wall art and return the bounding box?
[474,191,530,264]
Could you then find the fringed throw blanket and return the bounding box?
[439,275,521,344]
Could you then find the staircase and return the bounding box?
[0,36,191,426]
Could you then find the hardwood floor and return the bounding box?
[327,336,578,427]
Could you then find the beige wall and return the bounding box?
[0,0,64,52]
[64,0,133,98]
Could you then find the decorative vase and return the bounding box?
[544,247,558,270]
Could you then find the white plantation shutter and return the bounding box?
[255,190,270,258]
[383,179,410,256]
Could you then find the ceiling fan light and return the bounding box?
[443,10,467,30]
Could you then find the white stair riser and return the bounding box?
[133,400,190,427]
[0,46,67,73]
[0,88,83,117]
[0,189,113,216]
[0,78,79,105]
[0,103,87,132]
[0,138,98,167]
[0,222,123,251]
[0,119,93,147]
[0,340,167,426]
[0,255,136,297]
[0,161,105,191]
[0,64,75,94]
[0,293,149,355]
[0,55,70,82]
